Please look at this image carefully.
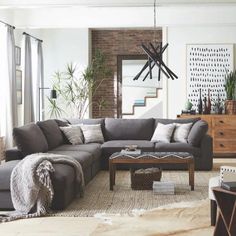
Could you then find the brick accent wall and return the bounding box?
[91,29,162,118]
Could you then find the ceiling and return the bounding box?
[1,0,236,8]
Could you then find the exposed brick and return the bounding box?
[91,29,162,118]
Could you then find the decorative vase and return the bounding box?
[203,97,207,114]
[185,100,193,110]
[207,89,211,114]
[225,100,236,115]
[197,88,203,114]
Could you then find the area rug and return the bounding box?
[90,199,214,236]
[52,170,217,217]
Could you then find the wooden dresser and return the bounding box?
[178,115,236,156]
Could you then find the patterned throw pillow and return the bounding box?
[60,125,83,145]
[173,123,193,143]
[81,124,104,144]
[151,123,176,143]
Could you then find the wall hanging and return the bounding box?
[186,44,234,112]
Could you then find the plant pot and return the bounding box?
[225,100,236,115]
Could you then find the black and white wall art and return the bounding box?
[187,44,234,111]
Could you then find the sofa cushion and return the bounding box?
[51,143,101,161]
[154,117,200,128]
[67,118,105,134]
[101,140,154,154]
[48,150,93,169]
[37,119,64,150]
[60,125,83,145]
[188,120,208,147]
[155,142,201,156]
[81,124,104,144]
[151,123,175,143]
[0,160,20,190]
[104,118,154,141]
[173,123,193,143]
[13,123,48,156]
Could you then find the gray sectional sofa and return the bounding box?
[0,117,213,211]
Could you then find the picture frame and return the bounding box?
[16,69,22,104]
[15,46,21,66]
[186,44,234,111]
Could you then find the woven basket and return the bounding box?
[225,100,236,115]
[130,168,162,190]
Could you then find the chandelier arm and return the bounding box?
[148,58,153,79]
[141,44,170,78]
[143,62,155,81]
[133,61,149,80]
[149,43,178,79]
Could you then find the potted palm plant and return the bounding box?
[48,50,111,118]
[224,70,236,114]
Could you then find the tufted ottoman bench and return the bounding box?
[0,160,78,210]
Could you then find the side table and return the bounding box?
[212,187,236,236]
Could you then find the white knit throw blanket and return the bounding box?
[0,153,84,223]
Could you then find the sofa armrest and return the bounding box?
[199,134,213,170]
[5,148,24,162]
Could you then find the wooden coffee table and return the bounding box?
[109,152,194,191]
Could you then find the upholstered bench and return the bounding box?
[0,160,78,210]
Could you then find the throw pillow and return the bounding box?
[60,125,83,145]
[37,119,65,150]
[173,123,193,143]
[151,123,175,143]
[188,120,208,146]
[81,124,104,144]
[13,123,48,156]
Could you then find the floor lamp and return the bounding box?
[38,87,57,121]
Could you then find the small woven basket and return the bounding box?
[225,100,236,115]
[130,168,162,190]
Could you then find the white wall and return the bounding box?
[167,26,236,118]
[2,4,236,118]
[14,28,89,121]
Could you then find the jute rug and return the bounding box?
[52,170,217,217]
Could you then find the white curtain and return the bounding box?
[37,42,44,120]
[23,37,44,122]
[23,35,35,124]
[0,25,17,148]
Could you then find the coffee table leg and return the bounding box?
[109,160,114,191]
[113,164,116,185]
[189,161,195,191]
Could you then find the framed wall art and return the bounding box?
[186,44,234,111]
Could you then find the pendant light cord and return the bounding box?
[154,0,157,43]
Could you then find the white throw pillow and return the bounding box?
[151,123,176,143]
[60,125,83,145]
[173,123,193,143]
[81,124,104,144]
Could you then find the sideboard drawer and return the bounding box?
[214,129,236,139]
[214,140,236,153]
[214,117,236,128]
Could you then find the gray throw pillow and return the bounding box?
[37,119,65,150]
[173,123,193,143]
[13,123,48,156]
[81,124,104,144]
[187,120,208,147]
[151,123,176,143]
[60,125,83,145]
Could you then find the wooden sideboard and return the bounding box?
[178,115,236,156]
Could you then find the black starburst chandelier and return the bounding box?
[133,0,178,82]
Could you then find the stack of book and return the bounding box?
[153,181,175,195]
